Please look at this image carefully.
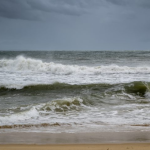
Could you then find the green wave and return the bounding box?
[0,82,110,95]
[1,81,150,115]
[40,97,84,112]
[124,82,148,96]
[0,81,149,97]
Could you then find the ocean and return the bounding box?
[0,51,150,133]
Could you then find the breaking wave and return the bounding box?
[0,81,150,98]
[1,52,150,133]
[0,82,150,130]
[0,55,150,74]
[0,97,85,126]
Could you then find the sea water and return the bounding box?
[0,51,150,133]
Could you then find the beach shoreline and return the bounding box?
[1,144,150,150]
[1,132,150,150]
[1,131,150,144]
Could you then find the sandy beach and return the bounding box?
[1,143,150,150]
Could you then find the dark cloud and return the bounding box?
[137,0,150,8]
[28,0,86,16]
[0,0,150,50]
[1,0,150,21]
[106,0,129,6]
[0,0,91,20]
[106,0,150,8]
[0,0,40,20]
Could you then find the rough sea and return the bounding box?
[0,51,150,133]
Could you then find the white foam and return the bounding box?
[1,56,150,74]
[0,97,86,126]
[1,56,150,89]
[0,106,39,126]
[1,97,150,132]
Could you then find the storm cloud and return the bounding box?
[0,0,97,20]
[0,0,150,50]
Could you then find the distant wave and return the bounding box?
[0,55,150,74]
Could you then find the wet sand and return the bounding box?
[0,131,150,144]
[0,131,150,150]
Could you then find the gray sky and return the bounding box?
[0,0,150,51]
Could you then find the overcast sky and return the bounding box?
[0,0,150,51]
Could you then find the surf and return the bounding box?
[1,55,150,74]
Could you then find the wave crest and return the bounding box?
[1,56,150,75]
[40,97,84,112]
[0,82,150,97]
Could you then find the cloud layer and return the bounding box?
[0,0,150,50]
[1,0,150,20]
[0,0,93,20]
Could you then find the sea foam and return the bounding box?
[0,55,150,74]
[1,56,150,89]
